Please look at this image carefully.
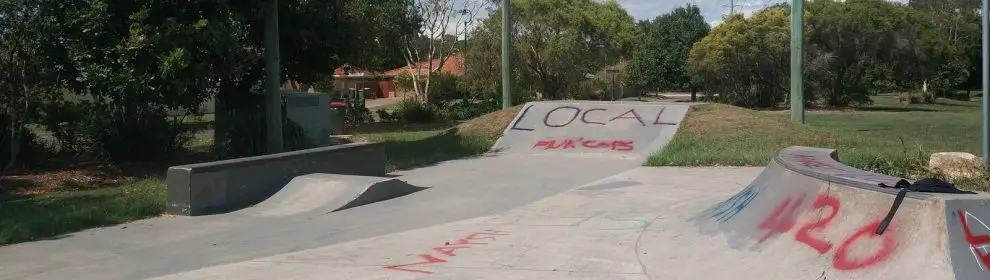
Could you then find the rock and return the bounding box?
[928,152,985,182]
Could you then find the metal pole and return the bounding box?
[501,0,512,109]
[265,0,284,153]
[982,0,989,167]
[790,0,805,123]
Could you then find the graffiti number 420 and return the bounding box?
[757,194,896,271]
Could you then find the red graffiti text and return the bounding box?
[957,210,990,271]
[756,193,896,270]
[383,229,510,274]
[533,138,634,152]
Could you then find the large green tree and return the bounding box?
[0,0,62,171]
[464,0,635,100]
[627,4,709,99]
[0,0,416,162]
[688,8,792,108]
[805,0,929,106]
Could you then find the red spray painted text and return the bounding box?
[383,229,510,274]
[758,193,897,271]
[533,138,634,152]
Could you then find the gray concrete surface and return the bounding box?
[135,146,990,280]
[141,166,763,280]
[27,100,990,279]
[0,153,645,280]
[166,142,386,216]
[491,101,690,158]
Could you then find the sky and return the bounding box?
[453,0,906,37]
[457,0,790,29]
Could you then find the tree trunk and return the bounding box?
[690,85,697,102]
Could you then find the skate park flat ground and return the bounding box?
[144,166,764,280]
[4,100,988,279]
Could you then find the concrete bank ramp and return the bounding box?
[491,101,689,158]
[146,146,990,280]
[233,174,427,217]
[693,146,989,279]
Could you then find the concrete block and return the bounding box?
[166,142,386,216]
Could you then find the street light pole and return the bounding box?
[265,0,284,153]
[982,0,989,166]
[501,0,512,109]
[790,0,805,123]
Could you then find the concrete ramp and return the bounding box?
[692,146,987,279]
[491,101,689,158]
[233,174,427,217]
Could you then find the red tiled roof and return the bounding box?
[385,54,464,76]
[333,64,385,77]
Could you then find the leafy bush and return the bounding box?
[38,100,190,162]
[376,108,397,122]
[0,126,50,170]
[282,118,313,151]
[434,98,502,121]
[897,91,936,105]
[393,98,437,123]
[428,72,465,104]
[394,73,416,92]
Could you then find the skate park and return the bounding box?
[0,100,988,280]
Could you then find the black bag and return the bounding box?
[875,178,975,235]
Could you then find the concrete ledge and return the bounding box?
[166,142,386,216]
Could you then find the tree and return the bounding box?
[465,0,635,100]
[909,0,981,98]
[627,4,709,100]
[400,0,486,104]
[805,0,929,106]
[688,8,792,108]
[0,0,62,171]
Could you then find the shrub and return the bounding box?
[897,91,935,105]
[393,98,437,123]
[0,126,50,170]
[282,118,313,152]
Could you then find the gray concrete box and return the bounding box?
[166,142,386,216]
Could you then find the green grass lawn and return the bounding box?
[0,178,165,245]
[648,95,986,189]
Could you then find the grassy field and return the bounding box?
[0,179,165,245]
[648,95,985,189]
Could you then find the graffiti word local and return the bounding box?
[510,105,677,131]
[533,138,634,151]
[383,229,510,274]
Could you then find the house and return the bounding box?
[283,53,467,99]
